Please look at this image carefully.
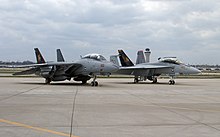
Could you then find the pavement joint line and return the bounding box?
[0,85,43,102]
[142,104,220,113]
[118,91,220,113]
[115,102,220,113]
[156,105,220,113]
[0,119,79,137]
[124,91,220,132]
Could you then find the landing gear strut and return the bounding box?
[152,77,157,83]
[91,75,98,86]
[147,76,158,84]
[82,80,87,84]
[45,78,51,84]
[134,77,139,83]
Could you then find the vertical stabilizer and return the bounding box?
[34,48,45,64]
[118,50,134,67]
[57,49,65,62]
[136,50,146,64]
[144,48,151,63]
[110,55,120,66]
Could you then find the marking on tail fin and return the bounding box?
[34,48,45,64]
[110,55,119,66]
[118,50,134,67]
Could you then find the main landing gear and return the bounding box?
[134,75,176,85]
[152,77,157,83]
[134,77,139,83]
[91,75,98,86]
[82,80,87,84]
[134,76,158,84]
[45,78,51,84]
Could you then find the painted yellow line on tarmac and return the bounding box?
[0,119,79,137]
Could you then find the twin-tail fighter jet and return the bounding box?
[110,49,201,85]
[13,48,119,86]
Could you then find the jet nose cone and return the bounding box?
[197,69,202,73]
[190,67,201,74]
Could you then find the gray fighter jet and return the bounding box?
[111,49,201,85]
[13,48,118,86]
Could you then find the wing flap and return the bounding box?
[65,64,82,75]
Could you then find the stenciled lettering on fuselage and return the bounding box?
[100,64,104,72]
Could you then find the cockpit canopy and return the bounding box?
[82,54,107,61]
[158,57,183,65]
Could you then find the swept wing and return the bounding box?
[13,62,82,76]
[120,64,172,70]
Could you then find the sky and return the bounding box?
[0,0,220,65]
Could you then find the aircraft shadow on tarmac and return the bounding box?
[111,81,170,85]
[14,82,92,86]
[13,82,118,88]
[14,80,197,87]
[110,81,197,86]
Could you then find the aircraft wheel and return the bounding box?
[95,81,98,86]
[91,81,98,86]
[169,80,172,85]
[169,80,175,85]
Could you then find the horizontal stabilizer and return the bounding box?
[13,68,37,75]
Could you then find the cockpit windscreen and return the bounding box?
[82,54,107,61]
[159,57,183,65]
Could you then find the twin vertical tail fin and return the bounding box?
[56,49,65,62]
[118,50,134,67]
[110,55,120,66]
[136,50,146,64]
[34,48,45,64]
[34,48,65,64]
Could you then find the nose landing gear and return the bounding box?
[169,79,175,85]
[91,75,98,86]
[91,81,98,86]
[169,75,175,85]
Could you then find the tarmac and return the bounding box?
[0,77,220,137]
